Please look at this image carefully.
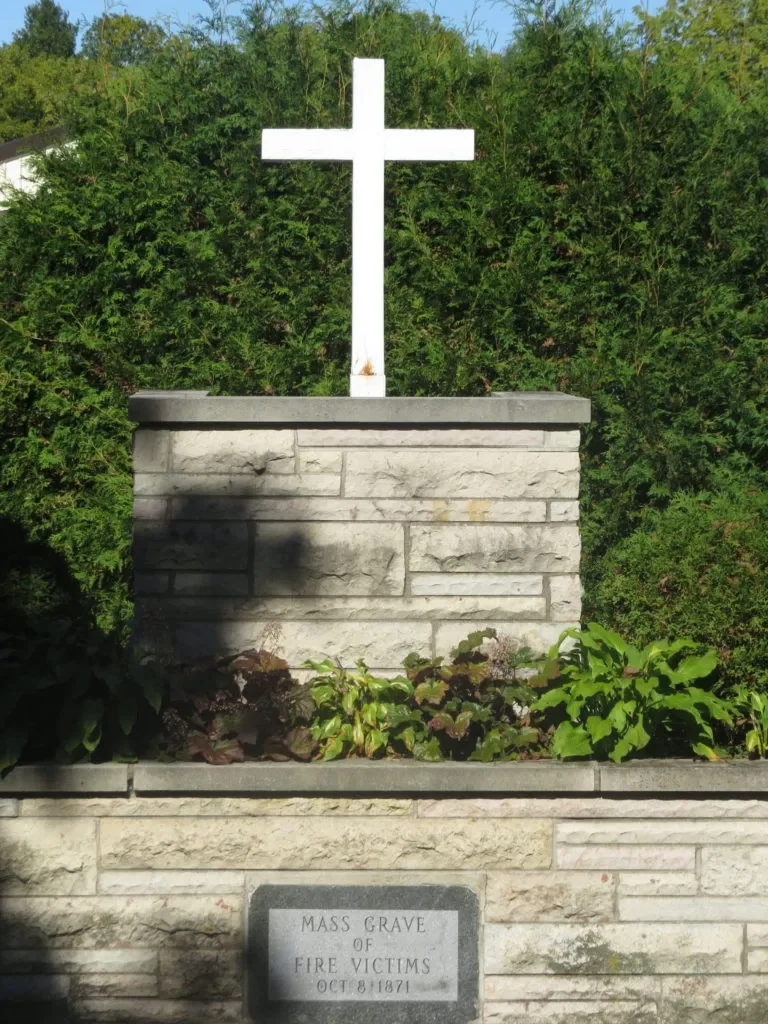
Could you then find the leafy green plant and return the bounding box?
[531,623,732,762]
[729,684,768,759]
[305,659,425,760]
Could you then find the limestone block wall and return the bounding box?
[130,394,590,668]
[2,763,768,1024]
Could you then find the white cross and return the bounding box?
[261,58,474,397]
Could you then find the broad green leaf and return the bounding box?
[117,694,137,736]
[311,684,335,708]
[414,680,449,706]
[586,715,613,744]
[672,652,719,684]
[321,736,345,761]
[551,722,593,758]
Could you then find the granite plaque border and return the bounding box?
[247,884,479,1024]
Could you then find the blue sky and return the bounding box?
[1,1,660,49]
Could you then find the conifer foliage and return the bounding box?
[0,0,766,688]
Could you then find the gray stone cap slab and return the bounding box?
[128,391,591,426]
[3,760,768,796]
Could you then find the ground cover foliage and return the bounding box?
[1,0,767,762]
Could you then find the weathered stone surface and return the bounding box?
[0,896,241,949]
[485,976,660,1001]
[599,761,768,794]
[410,574,543,597]
[0,949,158,974]
[150,594,548,620]
[134,521,247,571]
[135,573,171,594]
[406,797,768,819]
[620,896,768,921]
[549,574,582,621]
[168,497,548,522]
[20,796,413,816]
[297,448,343,473]
[558,820,768,845]
[409,524,580,573]
[0,765,128,795]
[748,949,768,972]
[556,845,695,871]
[136,472,341,497]
[749,924,768,945]
[172,573,248,596]
[159,950,241,999]
[0,819,96,894]
[297,429,547,447]
[253,521,404,595]
[71,974,159,998]
[134,497,169,519]
[549,500,579,521]
[247,869,485,891]
[75,999,242,1022]
[485,1001,658,1023]
[701,847,768,895]
[345,450,579,499]
[434,621,567,660]
[133,429,170,472]
[0,974,70,1000]
[485,923,742,974]
[0,799,18,816]
[99,817,552,871]
[660,976,768,1024]
[618,872,698,897]
[172,429,295,474]
[545,430,581,450]
[97,870,244,895]
[175,619,431,665]
[486,871,614,923]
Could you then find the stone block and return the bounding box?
[98,816,552,871]
[485,1001,658,1023]
[175,619,431,666]
[486,871,614,922]
[748,949,768,972]
[545,429,582,450]
[701,847,768,895]
[661,976,768,1024]
[97,870,245,895]
[557,819,768,845]
[410,574,543,597]
[74,999,242,1022]
[0,896,242,949]
[485,922,742,975]
[556,845,695,871]
[409,524,580,573]
[434,621,567,659]
[172,573,248,596]
[749,924,768,945]
[345,450,579,499]
[134,497,168,519]
[133,429,170,472]
[620,896,768,921]
[159,950,241,999]
[549,574,582,620]
[21,795,412,816]
[0,974,70,1000]
[484,976,660,1001]
[618,872,698,897]
[598,761,768,794]
[0,765,128,795]
[136,472,341,497]
[549,499,579,521]
[297,429,547,447]
[134,521,247,571]
[135,572,171,594]
[170,497,548,522]
[0,799,18,816]
[71,974,159,998]
[253,521,405,595]
[0,819,96,893]
[151,594,548,621]
[0,949,158,974]
[297,448,343,473]
[171,429,295,474]
[418,797,768,818]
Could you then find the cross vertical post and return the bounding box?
[261,58,474,397]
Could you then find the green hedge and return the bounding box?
[0,1,766,684]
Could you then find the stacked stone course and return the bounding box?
[3,774,768,1022]
[131,395,588,669]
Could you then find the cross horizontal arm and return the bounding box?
[261,129,356,161]
[384,129,475,162]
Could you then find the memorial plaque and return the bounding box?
[248,885,479,1023]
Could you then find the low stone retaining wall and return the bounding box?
[129,393,590,668]
[2,762,768,1023]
